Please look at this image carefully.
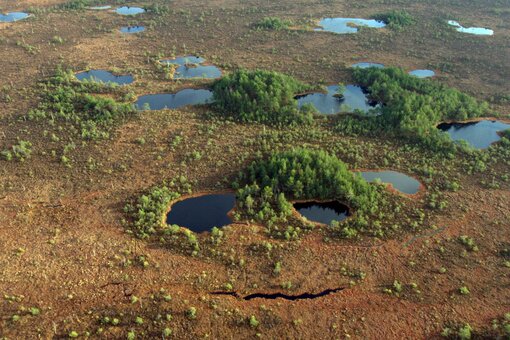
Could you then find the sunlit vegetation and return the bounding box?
[212,69,316,126]
[26,67,136,140]
[254,17,293,30]
[372,10,415,30]
[337,67,489,151]
[1,140,32,161]
[234,148,405,238]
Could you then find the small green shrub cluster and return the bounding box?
[1,140,32,161]
[336,67,489,151]
[235,148,386,237]
[27,67,135,140]
[125,185,181,238]
[212,69,315,126]
[372,10,415,30]
[254,17,293,30]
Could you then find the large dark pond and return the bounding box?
[296,85,379,115]
[293,201,349,225]
[135,89,214,110]
[75,70,134,85]
[166,194,236,233]
[438,120,510,149]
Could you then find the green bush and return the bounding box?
[337,67,489,151]
[254,17,292,30]
[2,140,32,161]
[372,10,415,30]
[27,67,135,140]
[235,149,384,236]
[125,185,181,238]
[212,69,314,126]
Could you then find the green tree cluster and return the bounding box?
[235,149,384,237]
[254,17,293,30]
[372,10,415,30]
[337,67,489,151]
[212,69,315,126]
[27,67,135,140]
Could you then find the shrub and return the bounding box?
[125,185,180,238]
[212,69,314,126]
[254,17,292,30]
[27,67,135,141]
[372,10,415,30]
[338,67,489,151]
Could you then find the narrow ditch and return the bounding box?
[211,287,345,301]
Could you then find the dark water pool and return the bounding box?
[293,201,349,225]
[166,194,236,232]
[135,89,213,110]
[438,120,510,149]
[159,56,222,79]
[116,6,145,15]
[358,171,421,195]
[75,70,134,85]
[0,12,30,22]
[315,18,386,34]
[296,85,379,115]
[120,26,145,33]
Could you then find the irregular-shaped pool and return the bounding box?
[75,70,134,85]
[166,194,236,233]
[316,18,386,34]
[135,89,214,110]
[438,120,510,149]
[448,20,493,35]
[0,12,30,22]
[294,201,349,225]
[120,26,145,34]
[296,85,379,115]
[116,6,145,15]
[358,171,421,195]
[159,56,222,79]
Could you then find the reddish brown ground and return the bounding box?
[0,0,509,339]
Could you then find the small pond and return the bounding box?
[293,201,349,225]
[296,85,379,115]
[135,89,214,110]
[75,70,134,85]
[437,120,510,149]
[159,56,222,79]
[120,26,145,34]
[358,171,421,195]
[0,12,30,22]
[351,62,384,69]
[409,69,435,78]
[166,194,236,233]
[447,20,493,35]
[88,5,111,10]
[116,6,145,15]
[315,18,386,34]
